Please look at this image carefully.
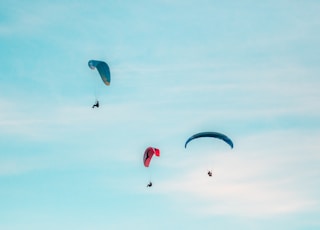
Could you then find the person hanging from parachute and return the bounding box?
[143,147,160,188]
[88,60,111,108]
[92,100,99,109]
[185,131,233,177]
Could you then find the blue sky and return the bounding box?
[1,0,320,229]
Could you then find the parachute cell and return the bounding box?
[143,147,160,167]
[184,132,233,149]
[88,60,111,86]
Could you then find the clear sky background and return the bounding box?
[1,1,320,229]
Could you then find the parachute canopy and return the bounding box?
[185,132,234,149]
[143,147,160,167]
[88,60,111,86]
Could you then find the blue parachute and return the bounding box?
[88,60,111,86]
[185,132,234,149]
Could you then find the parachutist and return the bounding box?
[208,170,213,177]
[92,100,99,108]
[143,147,159,189]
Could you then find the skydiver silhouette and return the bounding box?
[92,100,99,108]
[147,182,152,187]
[208,170,213,177]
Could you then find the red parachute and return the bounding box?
[143,147,160,167]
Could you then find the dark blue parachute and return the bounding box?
[88,60,111,86]
[185,132,234,149]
